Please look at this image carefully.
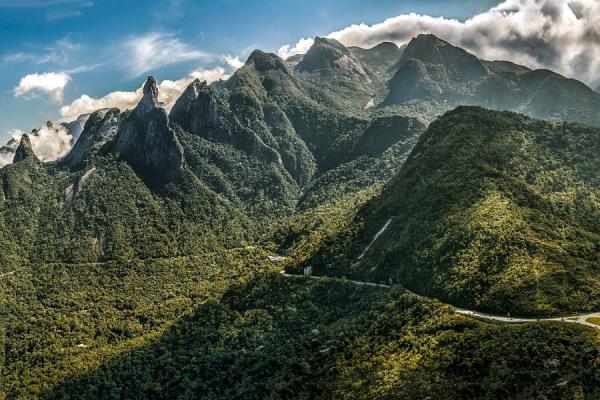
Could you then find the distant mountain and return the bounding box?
[305,107,600,316]
[297,37,369,81]
[383,34,600,126]
[12,134,38,163]
[3,33,600,266]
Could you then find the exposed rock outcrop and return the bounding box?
[62,108,120,168]
[111,76,185,183]
[63,113,92,146]
[13,134,38,163]
[169,79,227,136]
[297,37,369,80]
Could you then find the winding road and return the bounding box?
[278,269,600,330]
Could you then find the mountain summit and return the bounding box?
[13,134,38,163]
[297,37,368,80]
[111,76,185,183]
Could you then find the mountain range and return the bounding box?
[2,33,600,399]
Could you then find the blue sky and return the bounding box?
[0,0,502,140]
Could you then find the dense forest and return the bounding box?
[305,107,600,316]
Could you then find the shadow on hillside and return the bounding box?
[42,272,387,400]
[43,272,600,400]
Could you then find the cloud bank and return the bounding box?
[59,66,230,121]
[13,72,71,102]
[278,0,600,88]
[0,123,73,167]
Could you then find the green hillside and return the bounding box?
[305,107,600,316]
[3,259,599,400]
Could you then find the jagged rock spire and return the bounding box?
[13,134,38,163]
[111,76,185,183]
[136,76,160,115]
[169,79,225,133]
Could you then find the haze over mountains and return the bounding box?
[2,31,600,399]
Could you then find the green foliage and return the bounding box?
[0,247,274,399]
[21,273,599,400]
[308,107,600,316]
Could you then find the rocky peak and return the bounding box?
[297,37,368,79]
[62,108,120,168]
[136,76,161,115]
[63,113,92,145]
[246,50,290,74]
[13,134,38,163]
[400,34,486,74]
[169,79,225,134]
[111,77,184,183]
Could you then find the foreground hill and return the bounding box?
[305,107,600,316]
[3,259,599,399]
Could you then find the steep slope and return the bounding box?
[111,76,185,184]
[306,107,600,316]
[297,37,369,81]
[61,108,119,168]
[385,34,488,105]
[38,273,600,400]
[13,134,39,163]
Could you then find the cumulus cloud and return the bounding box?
[277,37,315,60]
[222,55,244,70]
[59,66,230,121]
[278,0,600,88]
[0,123,72,167]
[122,32,211,77]
[13,72,71,102]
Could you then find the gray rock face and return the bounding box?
[170,79,227,135]
[62,113,92,146]
[297,37,368,80]
[62,108,120,168]
[111,76,185,183]
[13,134,38,163]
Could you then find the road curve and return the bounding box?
[278,269,600,330]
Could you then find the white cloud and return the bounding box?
[190,66,230,81]
[279,0,600,88]
[277,37,314,60]
[13,72,71,102]
[59,66,230,121]
[0,123,72,167]
[222,55,244,70]
[3,38,80,66]
[122,32,211,77]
